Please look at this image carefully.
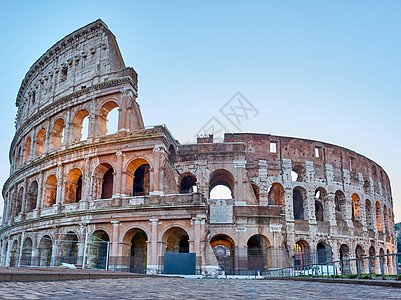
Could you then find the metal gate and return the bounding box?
[164,253,196,275]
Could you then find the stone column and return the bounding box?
[34,172,44,217]
[148,219,159,272]
[110,220,121,260]
[306,190,316,223]
[20,179,28,219]
[150,148,163,195]
[114,151,124,196]
[55,163,64,212]
[44,120,51,154]
[234,159,247,205]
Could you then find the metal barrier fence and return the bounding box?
[264,252,400,280]
[16,232,109,269]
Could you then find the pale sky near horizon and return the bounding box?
[0,1,400,221]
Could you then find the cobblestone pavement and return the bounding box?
[0,277,400,299]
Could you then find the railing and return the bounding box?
[264,253,400,280]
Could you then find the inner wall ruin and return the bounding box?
[1,19,396,274]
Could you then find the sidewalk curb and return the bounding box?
[262,277,401,288]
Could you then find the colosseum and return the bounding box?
[0,19,396,275]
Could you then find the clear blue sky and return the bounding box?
[0,1,400,221]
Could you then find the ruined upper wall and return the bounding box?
[15,19,135,130]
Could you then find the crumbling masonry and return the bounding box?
[0,20,396,274]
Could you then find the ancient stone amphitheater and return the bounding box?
[0,20,396,275]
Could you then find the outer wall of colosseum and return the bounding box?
[0,19,396,274]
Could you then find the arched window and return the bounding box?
[209,169,234,200]
[251,183,260,204]
[71,109,89,143]
[317,242,332,264]
[35,128,46,156]
[26,181,38,213]
[179,174,197,194]
[133,165,150,196]
[268,183,285,206]
[23,137,32,163]
[126,159,151,196]
[15,187,23,216]
[291,165,306,182]
[101,168,114,199]
[352,193,361,222]
[293,187,306,220]
[64,168,83,204]
[294,241,309,267]
[44,175,57,207]
[335,190,346,221]
[98,101,119,136]
[50,118,65,150]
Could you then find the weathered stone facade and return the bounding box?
[1,20,396,274]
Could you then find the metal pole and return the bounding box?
[17,232,25,267]
[105,241,110,270]
[368,256,372,279]
[396,254,400,280]
[82,231,89,269]
[357,258,360,278]
[380,256,385,280]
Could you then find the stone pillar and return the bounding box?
[148,219,159,272]
[114,151,124,196]
[234,159,247,205]
[44,120,51,154]
[306,190,315,223]
[284,187,294,221]
[35,172,44,217]
[55,163,64,212]
[110,220,121,259]
[20,179,28,219]
[150,148,163,195]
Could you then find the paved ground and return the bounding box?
[0,277,400,299]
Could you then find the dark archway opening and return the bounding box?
[133,164,150,196]
[130,231,147,273]
[101,168,114,199]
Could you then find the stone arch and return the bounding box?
[209,169,234,199]
[93,163,115,199]
[355,244,364,262]
[161,226,191,254]
[247,234,270,271]
[314,187,327,222]
[26,180,38,213]
[9,239,19,267]
[71,109,89,143]
[317,241,332,264]
[295,240,310,267]
[39,235,53,266]
[61,231,79,264]
[268,183,285,206]
[43,174,57,207]
[251,182,260,204]
[126,158,151,196]
[88,230,110,270]
[15,186,23,216]
[210,234,235,274]
[35,128,46,156]
[23,136,32,163]
[376,201,383,231]
[351,193,361,222]
[339,243,350,272]
[293,186,307,220]
[64,168,83,204]
[369,246,376,270]
[335,190,347,221]
[179,172,197,194]
[122,228,148,273]
[168,144,176,163]
[50,118,65,150]
[98,100,119,136]
[21,237,33,266]
[291,165,306,182]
